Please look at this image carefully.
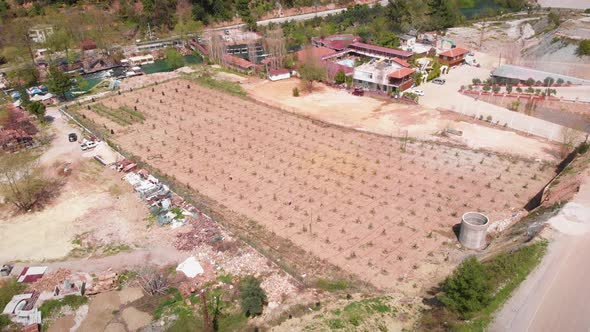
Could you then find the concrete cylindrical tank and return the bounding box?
[459,212,490,250]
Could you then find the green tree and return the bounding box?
[237,0,257,31]
[413,71,423,86]
[0,151,53,211]
[386,0,429,32]
[334,69,346,84]
[44,27,74,60]
[47,65,73,100]
[525,78,535,86]
[548,10,560,27]
[239,276,267,317]
[439,257,492,318]
[427,0,462,30]
[298,57,326,92]
[577,40,590,56]
[141,0,177,29]
[165,48,184,69]
[427,61,441,81]
[174,18,203,45]
[27,102,46,122]
[373,30,400,49]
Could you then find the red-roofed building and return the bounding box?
[353,59,415,93]
[222,54,255,73]
[438,47,470,67]
[349,42,413,60]
[311,34,362,51]
[388,67,416,91]
[295,46,337,63]
[268,68,291,81]
[392,57,411,68]
[325,61,354,82]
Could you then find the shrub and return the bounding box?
[482,85,491,92]
[577,40,590,56]
[0,279,26,311]
[39,295,88,318]
[438,257,492,318]
[492,85,500,93]
[578,142,589,154]
[239,276,267,317]
[292,87,300,97]
[334,69,346,84]
[472,78,481,84]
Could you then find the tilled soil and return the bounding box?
[80,79,556,289]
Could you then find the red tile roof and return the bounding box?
[439,47,470,58]
[222,54,254,70]
[350,42,413,58]
[325,61,353,79]
[392,58,411,68]
[269,68,290,76]
[388,67,416,79]
[296,46,337,62]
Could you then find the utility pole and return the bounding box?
[315,0,318,17]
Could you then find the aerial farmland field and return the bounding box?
[76,79,555,289]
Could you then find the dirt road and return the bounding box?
[537,0,590,9]
[490,170,590,331]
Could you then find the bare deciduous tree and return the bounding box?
[0,152,55,211]
[138,267,169,295]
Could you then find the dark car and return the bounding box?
[432,78,446,85]
[352,87,364,96]
[68,133,78,142]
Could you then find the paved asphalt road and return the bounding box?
[490,172,590,332]
[207,0,389,31]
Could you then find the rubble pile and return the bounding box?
[174,219,222,251]
[29,269,72,293]
[222,251,273,276]
[260,273,297,303]
[86,272,118,295]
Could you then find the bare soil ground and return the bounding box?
[0,108,165,263]
[244,78,561,161]
[77,79,555,290]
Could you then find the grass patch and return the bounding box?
[189,75,246,97]
[0,107,10,126]
[315,278,349,292]
[39,295,88,318]
[0,278,27,310]
[154,288,193,319]
[418,240,548,331]
[88,103,144,127]
[216,272,234,284]
[101,243,131,256]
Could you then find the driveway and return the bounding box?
[490,171,590,331]
[418,65,567,141]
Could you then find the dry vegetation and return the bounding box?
[72,79,556,289]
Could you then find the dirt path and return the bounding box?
[490,169,590,331]
[12,246,187,274]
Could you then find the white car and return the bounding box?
[81,141,98,151]
[409,89,425,96]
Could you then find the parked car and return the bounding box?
[410,89,425,96]
[352,87,364,96]
[432,78,446,85]
[68,133,77,142]
[81,141,98,151]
